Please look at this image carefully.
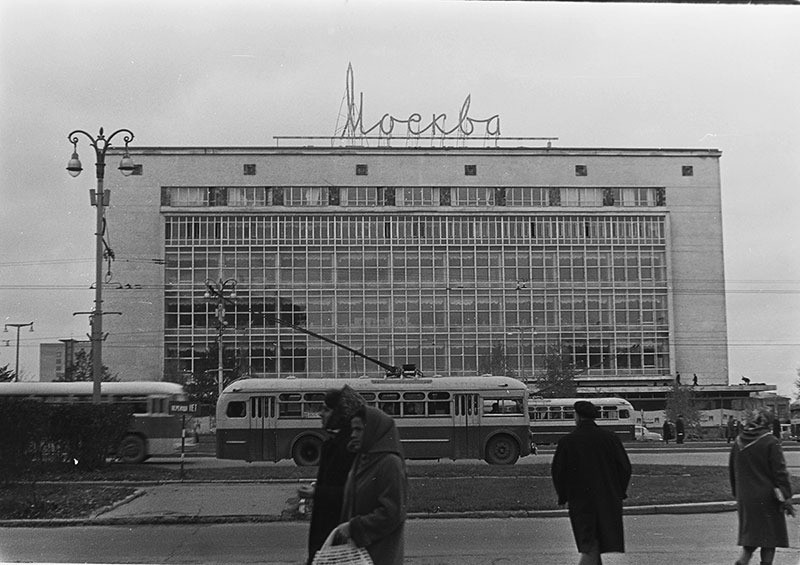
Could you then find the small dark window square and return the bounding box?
[356,164,368,176]
[575,165,587,177]
[132,164,143,176]
[682,165,694,177]
[464,164,477,176]
[243,164,256,176]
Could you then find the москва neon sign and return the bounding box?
[339,63,501,139]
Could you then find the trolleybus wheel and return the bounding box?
[118,434,147,464]
[485,434,519,465]
[292,435,322,466]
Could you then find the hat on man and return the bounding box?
[574,400,599,420]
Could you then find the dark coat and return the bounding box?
[729,427,791,548]
[342,406,407,565]
[675,418,685,437]
[551,420,632,554]
[662,421,673,440]
[307,431,357,565]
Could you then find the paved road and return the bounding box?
[2,513,800,564]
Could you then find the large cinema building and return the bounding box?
[99,140,731,399]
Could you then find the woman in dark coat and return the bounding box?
[332,405,407,565]
[301,385,364,565]
[729,408,794,565]
[552,401,632,565]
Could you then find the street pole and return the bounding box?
[204,278,237,399]
[4,322,34,381]
[67,127,135,403]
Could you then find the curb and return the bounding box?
[0,501,739,528]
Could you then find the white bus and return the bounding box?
[216,375,533,466]
[529,397,636,444]
[0,381,190,463]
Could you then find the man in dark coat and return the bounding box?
[552,401,632,565]
[675,415,685,444]
[301,385,364,565]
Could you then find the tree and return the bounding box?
[664,382,701,428]
[478,342,514,378]
[532,343,577,398]
[794,367,800,400]
[56,349,118,382]
[0,364,14,382]
[167,344,248,407]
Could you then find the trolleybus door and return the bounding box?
[249,396,276,461]
[453,393,480,459]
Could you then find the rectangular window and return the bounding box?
[464,164,477,176]
[243,164,256,175]
[228,187,269,206]
[356,164,368,176]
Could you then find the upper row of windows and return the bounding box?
[243,163,694,178]
[162,186,666,208]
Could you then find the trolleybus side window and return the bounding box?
[378,392,400,416]
[278,392,303,417]
[483,398,524,416]
[304,392,326,418]
[428,391,451,415]
[227,401,246,418]
[402,392,425,416]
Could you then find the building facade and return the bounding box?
[101,145,729,389]
[39,339,92,382]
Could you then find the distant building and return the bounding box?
[39,339,91,382]
[95,142,733,396]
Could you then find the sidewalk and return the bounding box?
[0,480,757,528]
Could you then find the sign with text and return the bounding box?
[170,401,198,414]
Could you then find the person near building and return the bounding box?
[662,419,673,444]
[729,408,794,565]
[331,405,407,565]
[300,385,364,565]
[692,373,698,386]
[675,415,685,444]
[727,417,738,444]
[552,401,632,565]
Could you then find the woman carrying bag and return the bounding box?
[729,408,795,565]
[327,405,407,565]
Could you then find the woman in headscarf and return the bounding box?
[332,405,407,565]
[729,408,794,565]
[301,385,364,565]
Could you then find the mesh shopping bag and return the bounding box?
[311,530,373,565]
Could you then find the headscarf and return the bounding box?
[324,385,365,431]
[737,407,773,447]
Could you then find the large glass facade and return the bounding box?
[163,200,670,380]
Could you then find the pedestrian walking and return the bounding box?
[675,415,685,444]
[301,385,365,565]
[331,405,407,565]
[729,408,794,565]
[662,419,673,444]
[551,401,632,565]
[727,417,737,444]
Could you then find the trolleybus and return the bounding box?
[529,397,635,444]
[216,375,532,466]
[0,381,190,463]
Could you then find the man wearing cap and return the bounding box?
[551,401,632,565]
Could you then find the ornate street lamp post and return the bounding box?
[66,127,135,403]
[204,278,237,399]
[4,322,34,381]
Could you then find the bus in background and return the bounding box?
[529,397,635,445]
[0,381,190,463]
[216,375,532,466]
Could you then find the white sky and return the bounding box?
[1,0,798,396]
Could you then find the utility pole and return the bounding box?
[4,322,34,381]
[67,127,135,403]
[204,278,237,399]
